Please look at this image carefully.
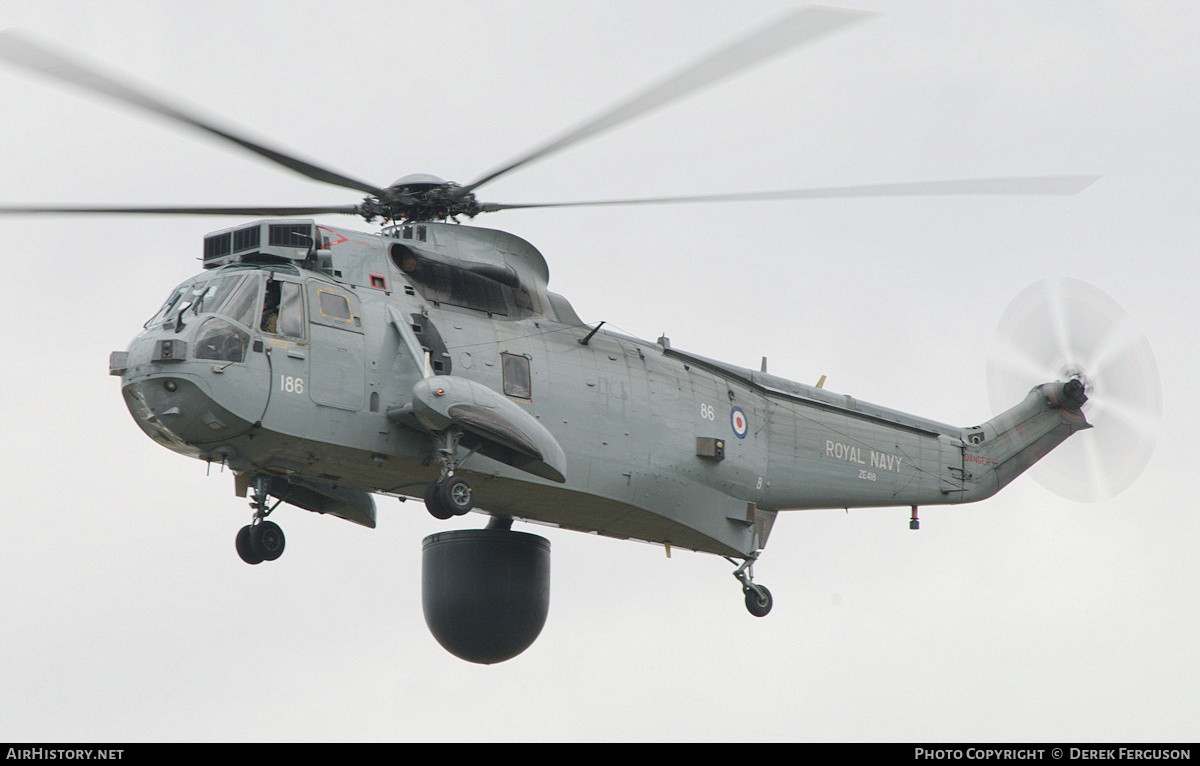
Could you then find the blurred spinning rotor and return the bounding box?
[986,278,1161,502]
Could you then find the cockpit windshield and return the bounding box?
[145,272,264,330]
[144,268,309,354]
[145,281,207,329]
[145,285,184,328]
[193,274,243,316]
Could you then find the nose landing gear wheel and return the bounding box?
[236,521,286,564]
[236,477,287,564]
[251,520,286,561]
[236,525,263,565]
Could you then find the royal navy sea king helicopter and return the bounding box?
[0,8,1161,664]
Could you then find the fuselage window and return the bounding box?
[502,352,532,400]
[318,290,352,321]
[261,280,305,338]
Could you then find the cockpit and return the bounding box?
[144,265,308,365]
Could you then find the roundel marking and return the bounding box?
[730,406,748,439]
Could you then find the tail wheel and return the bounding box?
[744,585,773,617]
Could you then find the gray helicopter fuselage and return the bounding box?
[113,220,1088,559]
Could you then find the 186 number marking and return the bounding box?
[280,375,305,394]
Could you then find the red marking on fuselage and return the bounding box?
[317,226,349,247]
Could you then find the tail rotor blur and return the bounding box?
[986,278,1161,502]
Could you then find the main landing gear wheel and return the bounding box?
[440,475,474,515]
[424,475,475,523]
[424,476,474,520]
[251,520,286,561]
[424,428,477,520]
[425,480,454,520]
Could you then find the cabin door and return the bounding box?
[307,282,366,411]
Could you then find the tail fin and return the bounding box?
[961,380,1091,498]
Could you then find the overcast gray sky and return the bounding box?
[1,0,1196,742]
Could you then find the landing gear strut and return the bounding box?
[236,476,286,565]
[424,429,475,520]
[727,554,773,617]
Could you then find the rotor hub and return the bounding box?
[1061,376,1088,409]
[360,175,481,224]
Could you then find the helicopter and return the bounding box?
[0,7,1160,664]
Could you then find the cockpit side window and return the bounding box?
[222,274,261,328]
[261,280,305,338]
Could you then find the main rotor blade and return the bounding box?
[0,204,362,216]
[0,30,386,198]
[479,175,1101,212]
[462,7,873,194]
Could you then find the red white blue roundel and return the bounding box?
[730,406,748,439]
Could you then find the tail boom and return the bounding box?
[957,380,1091,501]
